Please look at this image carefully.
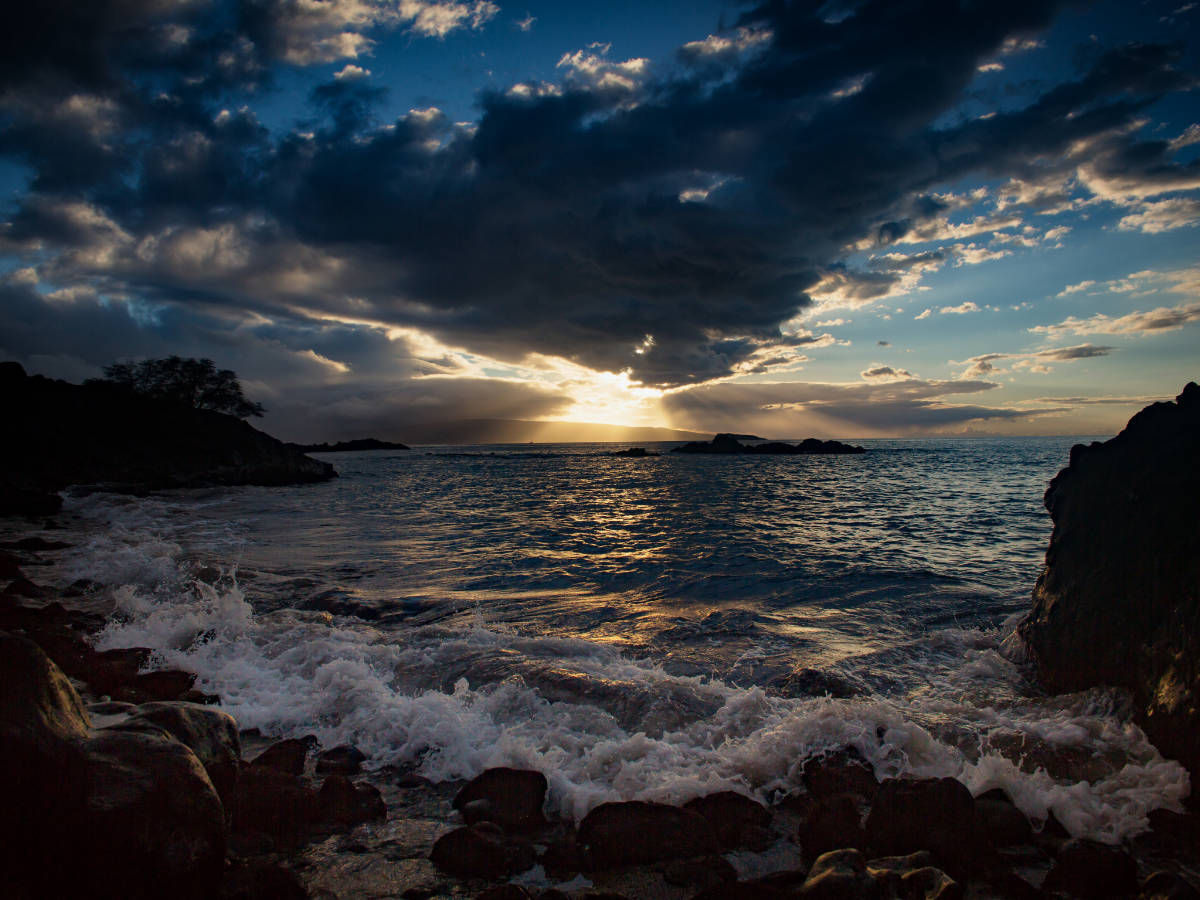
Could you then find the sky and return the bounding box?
[1,0,1198,442]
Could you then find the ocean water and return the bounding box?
[34,438,1190,843]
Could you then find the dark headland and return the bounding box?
[0,361,334,515]
[672,433,866,454]
[2,385,1200,900]
[287,438,410,453]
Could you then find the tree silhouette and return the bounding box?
[90,357,266,418]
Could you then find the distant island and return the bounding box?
[672,434,865,455]
[362,419,710,445]
[288,438,410,453]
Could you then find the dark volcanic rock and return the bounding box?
[672,434,866,455]
[0,362,335,492]
[974,790,1034,847]
[315,743,367,776]
[803,752,880,801]
[229,765,322,844]
[317,775,387,826]
[452,767,548,832]
[799,792,868,858]
[252,736,315,776]
[684,791,773,850]
[115,701,242,801]
[1017,383,1200,774]
[1139,872,1200,900]
[864,777,994,879]
[430,824,512,878]
[1042,839,1139,899]
[577,800,718,868]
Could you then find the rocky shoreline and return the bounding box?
[671,434,866,455]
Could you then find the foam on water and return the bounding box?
[60,465,1190,847]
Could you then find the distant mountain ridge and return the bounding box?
[367,419,710,445]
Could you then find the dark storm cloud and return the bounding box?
[2,0,1197,389]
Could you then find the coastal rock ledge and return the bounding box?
[0,361,334,496]
[1017,382,1200,774]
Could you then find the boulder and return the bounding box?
[220,860,309,900]
[1017,384,1200,773]
[684,790,773,850]
[84,728,228,900]
[577,800,718,869]
[252,736,315,776]
[798,793,868,858]
[1139,872,1200,900]
[1042,839,1139,899]
[315,743,366,776]
[798,849,882,900]
[429,824,512,878]
[803,752,880,801]
[116,701,242,800]
[453,767,549,832]
[0,485,63,517]
[5,576,47,598]
[973,790,1034,847]
[317,775,387,826]
[229,764,322,845]
[864,777,994,879]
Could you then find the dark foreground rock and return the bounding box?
[0,361,335,494]
[577,800,718,868]
[672,433,865,455]
[683,791,773,850]
[1017,382,1200,774]
[453,767,549,832]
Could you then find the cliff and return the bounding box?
[0,362,335,495]
[1018,382,1200,773]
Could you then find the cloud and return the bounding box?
[877,340,890,346]
[1,0,1198,403]
[915,309,932,320]
[860,365,915,381]
[941,302,980,314]
[661,379,1050,437]
[1057,280,1095,297]
[1117,197,1200,234]
[334,65,370,81]
[950,343,1116,378]
[513,13,536,33]
[1030,303,1200,336]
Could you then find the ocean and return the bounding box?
[33,437,1190,845]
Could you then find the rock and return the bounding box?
[0,485,64,517]
[229,764,322,845]
[114,668,198,703]
[178,688,222,704]
[1139,871,1200,900]
[684,791,773,850]
[5,576,47,598]
[671,434,866,455]
[430,824,512,878]
[577,800,718,869]
[287,438,409,453]
[1042,839,1139,899]
[0,554,23,579]
[799,793,868,858]
[228,831,278,857]
[974,790,1034,847]
[659,854,739,888]
[253,737,315,776]
[0,536,71,551]
[1017,384,1200,773]
[116,701,242,801]
[317,775,387,826]
[315,743,367,776]
[84,726,228,900]
[220,860,309,900]
[453,767,549,832]
[898,867,965,900]
[864,777,995,879]
[0,363,336,491]
[802,752,879,801]
[798,848,881,900]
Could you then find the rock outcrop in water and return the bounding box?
[0,361,334,497]
[286,438,410,453]
[1017,382,1200,774]
[672,433,865,454]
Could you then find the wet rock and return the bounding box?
[540,835,584,872]
[1043,839,1139,899]
[430,824,512,878]
[85,727,228,900]
[865,777,995,879]
[659,854,738,888]
[115,668,198,703]
[0,554,23,579]
[799,848,882,900]
[229,764,321,845]
[803,752,880,801]
[5,576,47,598]
[898,866,965,900]
[317,775,387,826]
[684,790,773,850]
[577,800,718,869]
[974,790,1035,847]
[1139,871,1200,900]
[179,688,222,704]
[1017,383,1200,773]
[315,743,367,776]
[220,860,309,900]
[799,792,868,858]
[228,831,278,857]
[0,485,64,517]
[253,736,315,776]
[0,536,71,551]
[453,766,549,832]
[116,701,242,801]
[778,667,864,699]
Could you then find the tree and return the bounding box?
[89,356,267,418]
